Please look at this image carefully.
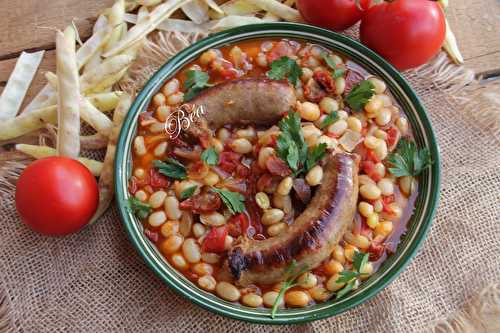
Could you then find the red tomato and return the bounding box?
[297,0,371,31]
[15,157,99,236]
[362,161,382,182]
[202,226,228,253]
[360,0,446,70]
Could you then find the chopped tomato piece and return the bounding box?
[313,70,336,93]
[202,226,228,253]
[179,191,222,213]
[386,127,400,148]
[382,195,395,213]
[144,229,159,243]
[365,149,381,163]
[256,173,274,193]
[149,168,169,188]
[227,213,250,238]
[265,155,292,177]
[235,164,250,178]
[368,242,386,261]
[218,151,242,173]
[362,161,382,182]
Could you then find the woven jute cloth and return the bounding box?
[0,31,499,332]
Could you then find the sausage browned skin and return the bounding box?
[188,78,296,133]
[228,153,360,286]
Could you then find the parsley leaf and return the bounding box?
[184,70,213,102]
[320,111,339,129]
[345,80,375,111]
[387,138,432,177]
[271,260,309,318]
[153,158,187,180]
[335,251,370,299]
[211,188,245,215]
[267,56,303,86]
[305,143,327,171]
[336,280,356,299]
[180,185,197,200]
[126,197,152,220]
[353,251,369,272]
[322,52,346,79]
[276,112,308,172]
[201,147,219,166]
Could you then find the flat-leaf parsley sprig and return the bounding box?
[271,260,309,318]
[387,138,432,177]
[266,56,303,86]
[335,251,370,299]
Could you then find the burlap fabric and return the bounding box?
[0,29,499,333]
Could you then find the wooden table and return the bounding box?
[1,0,499,105]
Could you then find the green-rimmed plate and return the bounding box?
[115,23,440,324]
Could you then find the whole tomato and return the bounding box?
[15,157,99,236]
[360,0,446,70]
[297,0,371,31]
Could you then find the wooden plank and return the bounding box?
[447,0,500,75]
[0,0,114,60]
[0,50,56,110]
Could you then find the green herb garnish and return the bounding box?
[200,147,219,166]
[276,112,308,172]
[126,197,152,220]
[153,158,187,180]
[305,143,327,171]
[211,188,245,215]
[266,56,303,86]
[387,138,432,177]
[276,112,329,175]
[345,80,375,111]
[320,111,339,129]
[184,70,213,101]
[322,52,346,79]
[180,185,198,200]
[271,260,309,318]
[335,251,370,299]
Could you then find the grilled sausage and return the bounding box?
[187,78,296,136]
[228,153,360,286]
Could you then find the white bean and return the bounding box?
[134,190,147,202]
[200,212,226,227]
[160,221,179,238]
[230,138,253,154]
[133,136,147,156]
[319,97,339,114]
[327,120,348,137]
[149,191,167,208]
[335,77,346,95]
[160,235,183,254]
[171,253,188,270]
[377,178,395,196]
[360,184,382,200]
[216,282,240,302]
[162,78,180,96]
[198,275,216,291]
[263,291,282,308]
[285,291,310,307]
[299,102,320,121]
[148,211,166,227]
[192,223,206,238]
[153,141,168,157]
[164,196,182,220]
[193,262,213,276]
[182,238,201,263]
[258,147,275,169]
[277,177,293,196]
[262,209,285,225]
[242,294,263,308]
[255,192,270,209]
[201,252,220,264]
[166,92,184,105]
[306,165,323,186]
